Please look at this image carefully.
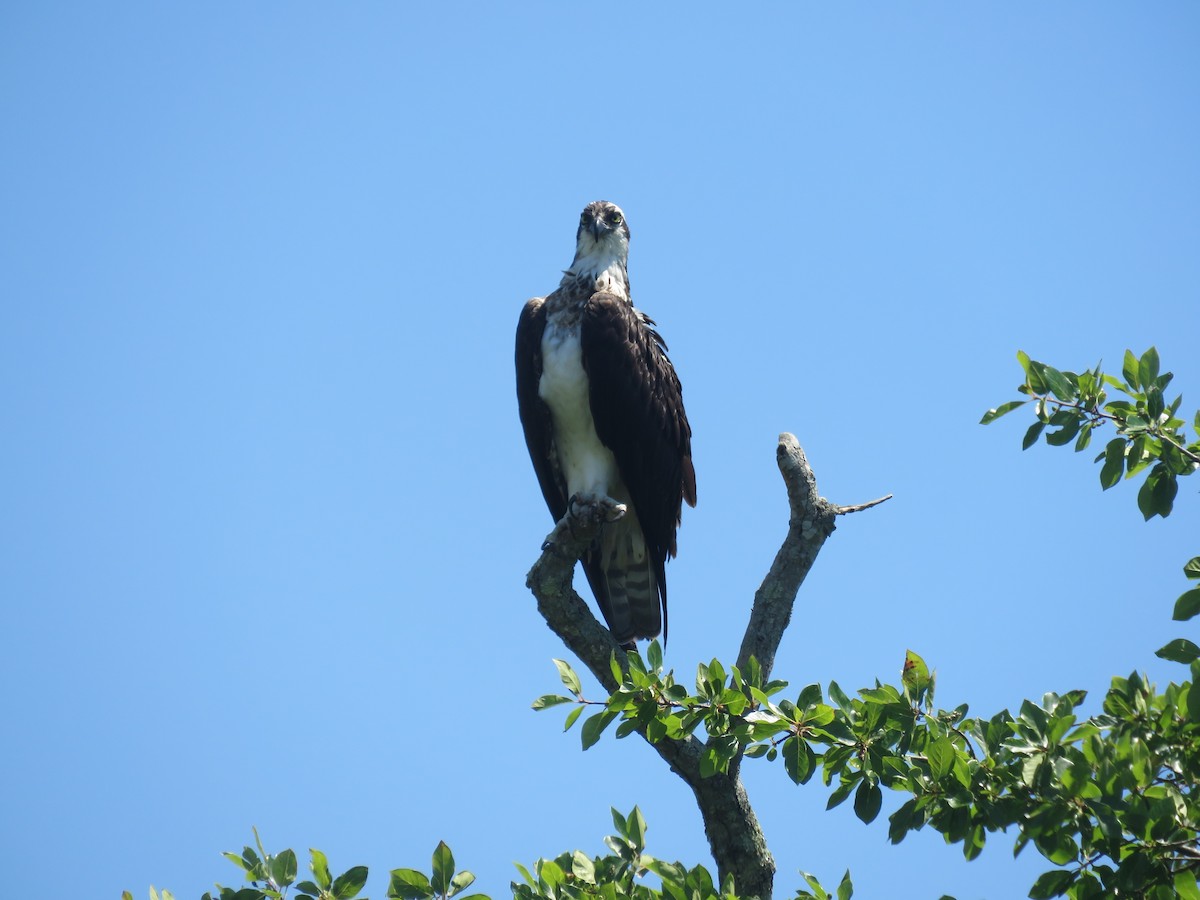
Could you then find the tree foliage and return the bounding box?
[980,346,1199,520]
[133,347,1198,900]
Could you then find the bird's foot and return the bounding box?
[541,493,627,554]
[569,492,627,525]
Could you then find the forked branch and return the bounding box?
[525,432,890,900]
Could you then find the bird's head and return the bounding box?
[574,200,630,259]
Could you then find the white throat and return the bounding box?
[565,237,629,296]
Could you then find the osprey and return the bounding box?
[516,201,696,646]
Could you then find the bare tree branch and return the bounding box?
[524,433,888,899]
[735,434,839,680]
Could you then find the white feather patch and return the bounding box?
[538,321,620,500]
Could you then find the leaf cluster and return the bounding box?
[390,842,485,900]
[510,806,737,900]
[542,637,1200,899]
[142,811,747,900]
[183,828,368,900]
[537,647,788,781]
[156,830,480,900]
[981,347,1199,519]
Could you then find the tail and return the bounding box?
[584,514,662,646]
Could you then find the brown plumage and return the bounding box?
[515,202,695,645]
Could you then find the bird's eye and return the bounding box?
[607,212,623,226]
[580,212,589,225]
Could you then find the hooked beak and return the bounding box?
[586,216,605,240]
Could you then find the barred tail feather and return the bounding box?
[592,517,661,645]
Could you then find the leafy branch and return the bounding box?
[981,347,1200,519]
[540,623,1200,898]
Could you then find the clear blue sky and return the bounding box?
[3,5,1198,899]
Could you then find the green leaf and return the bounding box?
[1026,361,1048,395]
[836,869,853,900]
[1138,472,1158,520]
[980,399,1028,425]
[1122,349,1140,390]
[1184,679,1200,724]
[1045,417,1080,446]
[1137,465,1177,519]
[608,652,623,686]
[827,775,858,810]
[853,779,882,824]
[1185,557,1200,580]
[783,735,815,784]
[553,659,582,696]
[389,868,433,900]
[1073,421,1092,452]
[1040,365,1075,401]
[1156,638,1200,664]
[611,805,629,838]
[1147,386,1165,420]
[1173,588,1200,622]
[320,865,365,900]
[448,871,476,898]
[927,736,955,780]
[647,639,663,672]
[797,683,823,709]
[310,850,332,891]
[1099,439,1125,490]
[581,709,617,750]
[888,798,918,845]
[532,694,573,710]
[1028,869,1073,899]
[799,871,830,900]
[1153,468,1178,517]
[828,681,851,711]
[1177,868,1200,900]
[901,649,931,701]
[253,827,268,866]
[563,705,584,732]
[568,850,595,885]
[271,850,298,888]
[431,842,454,897]
[1138,346,1160,391]
[1022,421,1045,450]
[627,805,647,850]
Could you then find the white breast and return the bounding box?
[539,319,620,500]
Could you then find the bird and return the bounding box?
[515,201,696,647]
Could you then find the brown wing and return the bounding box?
[515,297,568,521]
[579,292,696,641]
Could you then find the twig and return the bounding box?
[836,494,893,515]
[1031,393,1200,467]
